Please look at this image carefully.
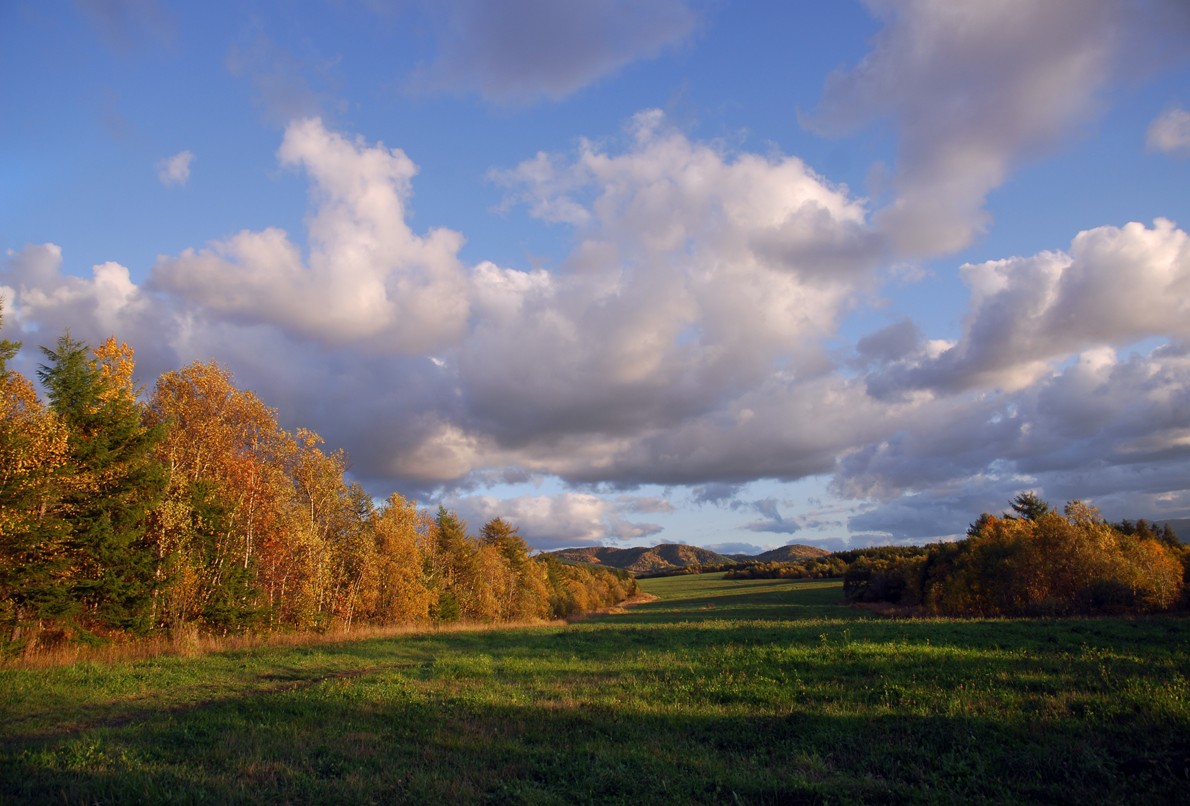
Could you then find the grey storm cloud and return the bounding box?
[839,337,1190,540]
[742,499,803,535]
[407,0,699,104]
[692,482,745,506]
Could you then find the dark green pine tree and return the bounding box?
[1007,491,1051,522]
[0,451,74,641]
[38,333,167,634]
[480,516,543,619]
[432,506,476,623]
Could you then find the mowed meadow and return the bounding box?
[2,574,1187,804]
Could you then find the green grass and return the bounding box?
[2,574,1187,803]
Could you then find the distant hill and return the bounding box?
[548,542,829,574]
[728,544,831,563]
[1159,519,1190,542]
[549,544,736,574]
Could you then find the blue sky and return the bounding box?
[3,0,1190,553]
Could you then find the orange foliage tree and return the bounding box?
[149,361,301,631]
[853,497,1186,617]
[0,304,72,644]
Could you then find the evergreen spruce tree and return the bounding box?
[481,517,549,620]
[38,334,167,633]
[432,506,476,622]
[1008,491,1051,522]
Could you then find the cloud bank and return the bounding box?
[6,113,1189,547]
[5,1,1190,548]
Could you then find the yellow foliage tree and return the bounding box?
[151,364,276,627]
[370,494,436,624]
[921,500,1185,616]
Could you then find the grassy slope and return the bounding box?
[1,575,1187,803]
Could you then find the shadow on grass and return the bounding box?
[611,578,852,625]
[3,674,1186,804]
[3,576,1187,803]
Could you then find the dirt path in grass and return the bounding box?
[567,591,661,621]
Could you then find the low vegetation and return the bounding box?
[2,574,1186,803]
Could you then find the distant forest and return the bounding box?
[842,494,1187,617]
[0,311,634,654]
[686,493,1188,618]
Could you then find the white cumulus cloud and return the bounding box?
[156,150,193,187]
[863,219,1190,396]
[448,492,664,549]
[7,113,1190,546]
[807,0,1190,257]
[1147,106,1190,155]
[150,118,470,353]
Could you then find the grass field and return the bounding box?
[2,574,1187,803]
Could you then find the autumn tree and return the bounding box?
[880,498,1187,616]
[178,480,264,632]
[370,493,435,624]
[273,428,343,627]
[6,316,643,645]
[471,542,513,622]
[537,555,636,619]
[322,483,380,629]
[0,304,72,645]
[480,517,550,621]
[151,363,395,632]
[149,362,295,631]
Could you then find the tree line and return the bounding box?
[0,308,635,653]
[844,493,1187,616]
[708,494,1186,619]
[725,554,864,581]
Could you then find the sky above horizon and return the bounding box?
[3,0,1190,553]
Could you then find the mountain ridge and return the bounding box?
[547,542,830,574]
